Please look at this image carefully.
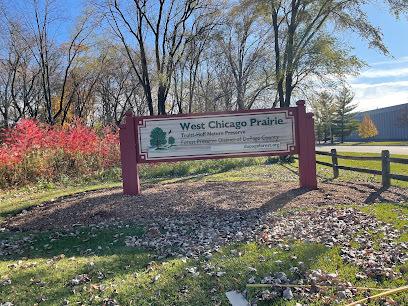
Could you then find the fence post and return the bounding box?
[331,149,339,178]
[381,150,390,187]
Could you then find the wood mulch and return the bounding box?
[4,180,407,231]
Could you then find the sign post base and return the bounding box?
[119,113,141,195]
[296,100,318,189]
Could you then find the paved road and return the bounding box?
[316,145,408,155]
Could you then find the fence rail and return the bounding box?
[389,157,408,165]
[315,149,408,187]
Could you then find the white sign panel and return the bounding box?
[136,110,296,161]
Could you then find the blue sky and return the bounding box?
[345,3,408,111]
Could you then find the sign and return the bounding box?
[119,101,317,195]
[136,110,296,162]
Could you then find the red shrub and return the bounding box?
[0,119,120,188]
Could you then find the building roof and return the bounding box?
[356,103,408,117]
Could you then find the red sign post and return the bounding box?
[119,100,317,195]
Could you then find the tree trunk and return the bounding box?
[284,76,293,107]
[272,9,285,108]
[157,85,167,115]
[277,79,285,108]
[330,126,334,144]
[144,86,154,116]
[282,0,298,107]
[236,84,245,110]
[2,109,9,128]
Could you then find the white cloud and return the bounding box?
[359,67,408,78]
[354,95,408,112]
[306,56,408,112]
[352,83,408,112]
[371,56,408,66]
[352,80,408,89]
[348,56,408,111]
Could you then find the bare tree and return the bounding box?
[95,43,147,125]
[59,52,106,125]
[0,16,41,127]
[194,52,234,113]
[171,12,218,113]
[105,0,216,115]
[216,3,273,109]
[26,0,95,124]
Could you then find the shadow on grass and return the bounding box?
[1,232,333,305]
[255,187,310,213]
[0,185,121,222]
[364,186,390,204]
[317,181,407,204]
[1,247,153,305]
[280,163,334,184]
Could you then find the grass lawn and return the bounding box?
[314,152,408,188]
[1,159,407,305]
[1,204,407,305]
[331,141,408,146]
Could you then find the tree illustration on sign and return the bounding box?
[150,127,167,149]
[168,136,175,146]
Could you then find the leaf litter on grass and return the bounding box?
[123,206,407,304]
[1,181,407,304]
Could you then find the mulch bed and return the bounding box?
[4,180,407,231]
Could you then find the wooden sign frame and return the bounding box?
[119,100,317,195]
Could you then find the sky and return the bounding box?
[345,3,408,111]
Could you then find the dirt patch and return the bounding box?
[4,180,408,231]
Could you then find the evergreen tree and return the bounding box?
[311,92,335,143]
[358,115,378,139]
[312,106,325,144]
[333,87,359,143]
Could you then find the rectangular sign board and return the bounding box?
[119,101,317,195]
[136,109,297,162]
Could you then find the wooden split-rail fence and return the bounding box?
[315,149,408,187]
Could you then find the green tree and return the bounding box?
[333,87,359,143]
[358,115,378,139]
[150,127,167,148]
[168,136,175,146]
[261,0,408,107]
[313,114,325,144]
[311,91,336,143]
[311,99,325,144]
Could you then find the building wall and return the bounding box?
[345,103,408,141]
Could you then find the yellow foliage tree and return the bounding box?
[358,115,378,139]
